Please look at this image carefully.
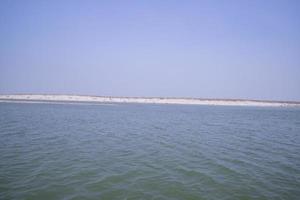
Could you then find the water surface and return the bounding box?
[0,102,300,199]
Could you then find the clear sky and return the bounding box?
[0,0,299,101]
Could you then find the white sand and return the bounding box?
[0,94,299,107]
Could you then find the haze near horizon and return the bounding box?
[0,0,300,101]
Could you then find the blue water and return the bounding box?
[0,102,300,200]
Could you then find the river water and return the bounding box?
[0,102,299,199]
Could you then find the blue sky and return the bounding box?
[0,0,299,100]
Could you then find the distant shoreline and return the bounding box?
[0,94,300,107]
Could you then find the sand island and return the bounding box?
[0,94,300,107]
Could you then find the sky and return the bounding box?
[0,0,299,101]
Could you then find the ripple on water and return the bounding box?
[1,103,300,199]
